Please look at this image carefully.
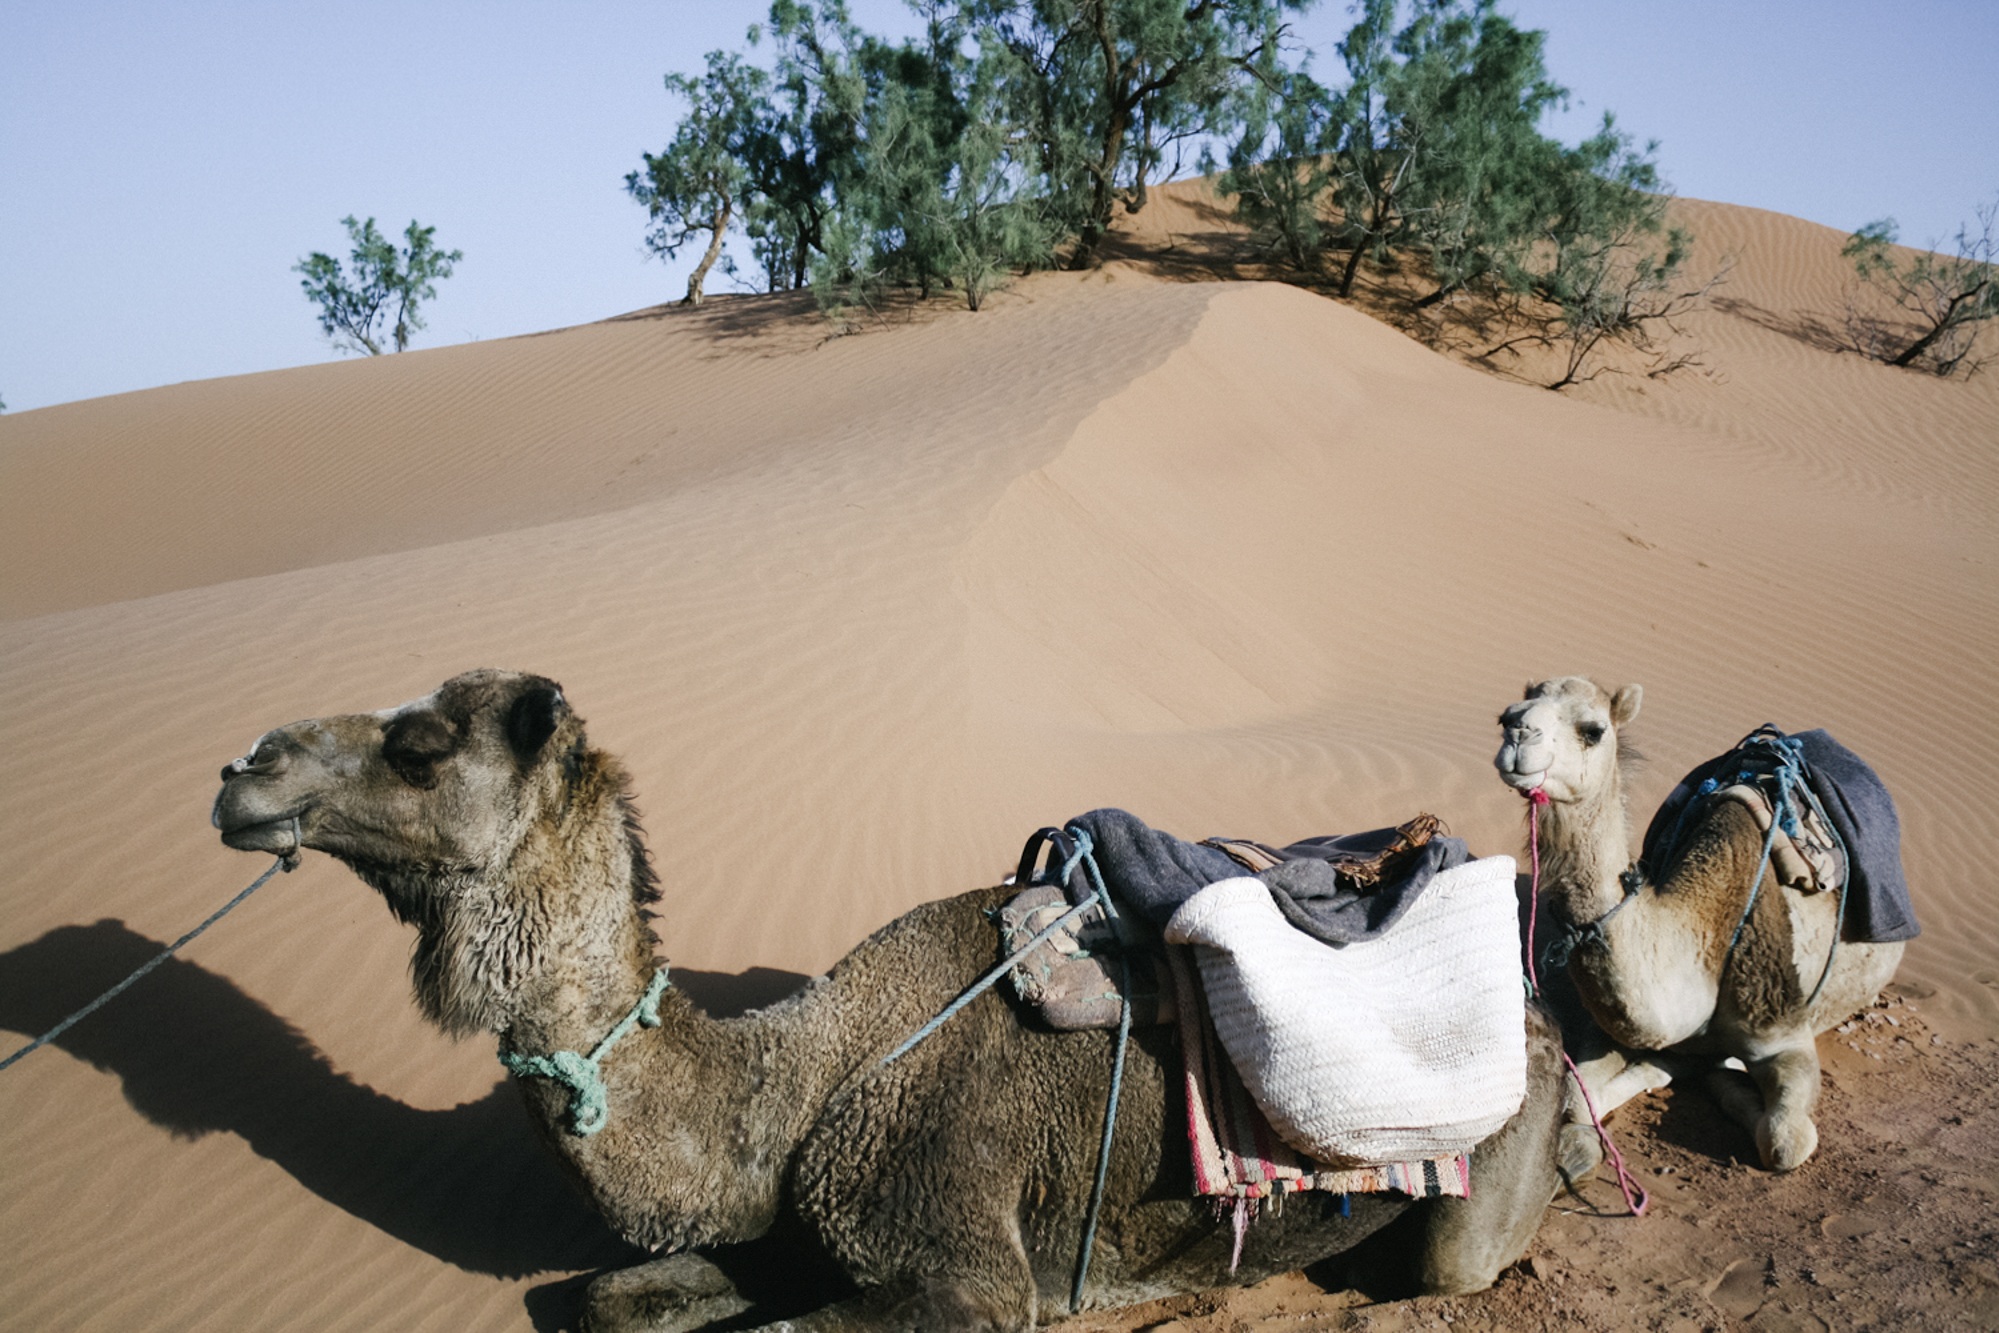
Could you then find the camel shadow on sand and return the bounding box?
[0,921,848,1330]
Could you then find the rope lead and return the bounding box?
[0,850,297,1075]
[1524,789,1649,1217]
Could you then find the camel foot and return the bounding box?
[581,1254,754,1333]
[1755,1113,1818,1173]
[1705,1062,1819,1172]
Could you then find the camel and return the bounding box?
[1493,677,1904,1174]
[213,669,1565,1332]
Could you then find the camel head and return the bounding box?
[1494,676,1642,806]
[213,670,658,1034]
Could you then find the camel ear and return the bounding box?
[506,680,567,768]
[1610,684,1643,727]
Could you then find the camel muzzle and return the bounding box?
[211,767,307,858]
[213,805,305,857]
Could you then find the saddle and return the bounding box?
[993,816,1516,1209]
[994,814,1454,1032]
[1645,724,1848,896]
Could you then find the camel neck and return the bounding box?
[1535,781,1636,925]
[500,922,665,1058]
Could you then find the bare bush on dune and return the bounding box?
[1841,194,1999,379]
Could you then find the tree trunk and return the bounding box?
[1412,278,1462,310]
[1072,113,1130,267]
[1887,278,1988,367]
[684,196,733,307]
[1337,186,1394,299]
[1072,2,1131,268]
[1127,101,1154,216]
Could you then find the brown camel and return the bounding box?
[214,669,1564,1332]
[1494,677,1904,1174]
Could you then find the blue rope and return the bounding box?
[500,965,671,1136]
[879,892,1101,1067]
[1071,945,1132,1313]
[1676,727,1851,1008]
[881,826,1110,1068]
[1722,801,1785,967]
[1063,831,1118,919]
[1719,732,1814,973]
[1,854,294,1075]
[874,825,1132,1312]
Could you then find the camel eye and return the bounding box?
[382,711,460,789]
[1579,723,1605,747]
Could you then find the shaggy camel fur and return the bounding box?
[1494,677,1903,1174]
[214,670,1563,1332]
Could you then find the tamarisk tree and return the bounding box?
[295,217,460,356]
[627,51,766,306]
[809,6,1063,312]
[1479,116,1721,390]
[1219,43,1335,273]
[971,0,1299,263]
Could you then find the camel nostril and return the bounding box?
[222,748,284,781]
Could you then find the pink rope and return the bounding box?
[1525,788,1650,1217]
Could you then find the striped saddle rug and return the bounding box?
[1162,943,1470,1203]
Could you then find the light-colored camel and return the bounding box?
[1493,677,1903,1174]
[214,669,1564,1332]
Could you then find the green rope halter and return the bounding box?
[499,966,671,1136]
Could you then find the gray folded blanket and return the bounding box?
[1053,808,1471,946]
[1639,728,1917,943]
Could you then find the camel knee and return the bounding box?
[581,1254,752,1333]
[1416,1201,1519,1297]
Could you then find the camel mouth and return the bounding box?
[1499,768,1548,794]
[215,810,307,855]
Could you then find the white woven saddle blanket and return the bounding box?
[1163,855,1527,1166]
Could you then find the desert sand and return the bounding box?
[2,190,1995,1330]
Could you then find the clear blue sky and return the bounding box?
[4,1,1994,413]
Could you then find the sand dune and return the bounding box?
[2,193,1995,1330]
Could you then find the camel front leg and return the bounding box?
[1559,1047,1687,1183]
[1569,1047,1680,1117]
[1726,1044,1821,1173]
[580,1253,754,1333]
[1557,1047,1681,1184]
[733,1274,1036,1333]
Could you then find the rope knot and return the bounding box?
[499,966,672,1137]
[547,1050,610,1136]
[635,967,670,1028]
[499,1047,611,1136]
